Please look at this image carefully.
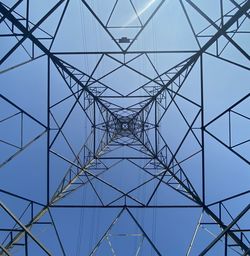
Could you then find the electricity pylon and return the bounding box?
[0,0,250,255]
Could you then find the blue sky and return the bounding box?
[0,0,250,255]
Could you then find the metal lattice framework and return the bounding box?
[0,0,250,255]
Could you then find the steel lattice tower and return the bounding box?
[0,0,250,255]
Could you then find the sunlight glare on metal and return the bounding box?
[124,0,157,26]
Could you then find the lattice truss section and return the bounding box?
[0,0,250,255]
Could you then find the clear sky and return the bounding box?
[0,0,250,255]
